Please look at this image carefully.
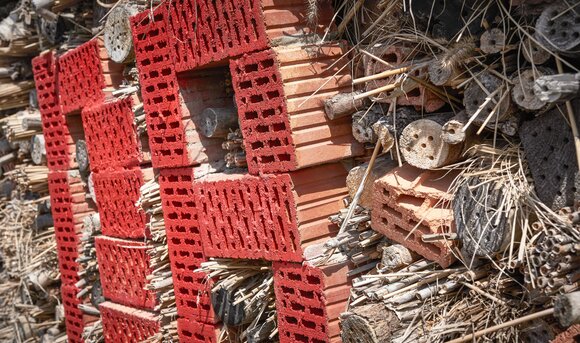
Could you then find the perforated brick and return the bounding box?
[93,167,153,239]
[273,261,351,343]
[95,236,156,310]
[100,301,160,342]
[82,96,150,172]
[194,162,348,261]
[48,171,95,284]
[372,164,457,268]
[57,39,105,115]
[177,319,221,343]
[363,44,445,112]
[231,43,362,174]
[61,284,95,343]
[166,0,334,72]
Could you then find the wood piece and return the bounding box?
[480,28,505,54]
[341,303,400,343]
[399,113,465,169]
[555,292,580,327]
[372,107,421,152]
[441,111,469,144]
[511,67,554,112]
[199,107,238,138]
[346,156,397,209]
[324,91,367,120]
[21,117,42,131]
[104,4,139,63]
[352,108,383,143]
[380,244,418,271]
[75,140,89,174]
[246,319,276,343]
[34,213,53,230]
[522,37,551,65]
[534,73,580,103]
[211,285,252,326]
[463,71,513,125]
[535,4,580,54]
[30,134,46,165]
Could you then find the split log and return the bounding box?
[534,73,580,104]
[34,213,53,231]
[480,28,505,54]
[441,111,469,145]
[346,156,397,209]
[22,117,42,131]
[372,107,421,152]
[399,113,467,169]
[555,292,580,327]
[511,67,554,112]
[75,140,89,174]
[522,37,551,65]
[535,4,580,54]
[463,71,513,125]
[199,107,238,138]
[31,135,46,165]
[341,303,400,343]
[104,4,139,63]
[352,109,383,144]
[211,284,261,326]
[324,91,367,120]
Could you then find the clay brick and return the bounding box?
[61,284,97,343]
[57,39,105,115]
[166,0,334,71]
[194,162,348,261]
[177,319,221,343]
[273,261,352,343]
[371,164,457,267]
[82,96,150,172]
[230,43,363,174]
[363,44,445,113]
[95,236,157,310]
[92,167,154,239]
[552,324,580,343]
[100,301,160,342]
[48,171,95,285]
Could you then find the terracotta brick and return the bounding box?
[100,301,160,342]
[273,261,352,343]
[372,164,457,267]
[552,324,580,343]
[231,42,363,174]
[61,284,97,343]
[177,319,222,343]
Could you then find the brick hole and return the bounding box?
[291,302,306,311]
[251,141,263,149]
[245,63,258,73]
[256,124,269,133]
[383,204,403,220]
[245,111,258,119]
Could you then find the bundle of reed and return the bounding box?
[0,80,34,112]
[5,164,49,195]
[196,259,278,343]
[223,129,246,169]
[137,177,178,342]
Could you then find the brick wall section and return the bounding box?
[57,39,105,115]
[230,43,362,174]
[95,236,157,310]
[273,261,351,343]
[61,284,85,343]
[363,44,445,113]
[82,96,149,172]
[372,164,457,268]
[48,171,95,285]
[92,167,153,239]
[166,0,334,72]
[32,52,75,171]
[100,301,160,342]
[177,319,221,343]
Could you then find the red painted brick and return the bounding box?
[230,43,362,174]
[100,301,160,342]
[363,44,445,113]
[95,236,157,310]
[194,162,348,261]
[273,261,351,343]
[57,39,105,115]
[166,0,334,72]
[48,171,95,285]
[371,164,457,268]
[82,96,150,172]
[177,319,221,343]
[93,167,154,239]
[552,324,580,343]
[61,284,97,343]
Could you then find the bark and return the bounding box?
[346,156,397,208]
[463,71,513,125]
[341,303,400,343]
[75,140,89,174]
[324,91,367,120]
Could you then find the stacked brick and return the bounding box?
[130,1,361,341]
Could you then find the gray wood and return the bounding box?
[480,28,505,54]
[324,91,367,120]
[341,303,400,343]
[534,73,580,103]
[104,4,139,63]
[535,3,580,54]
[31,134,46,165]
[75,140,89,173]
[511,67,554,112]
[199,107,239,138]
[464,71,513,125]
[352,108,383,143]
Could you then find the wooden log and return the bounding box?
[441,111,469,145]
[22,117,42,131]
[31,134,46,165]
[399,113,466,169]
[324,91,367,120]
[341,303,400,343]
[555,292,580,327]
[535,3,580,54]
[352,108,383,144]
[380,244,418,271]
[199,107,238,138]
[534,73,580,104]
[522,37,551,65]
[75,140,89,174]
[34,213,53,230]
[37,198,51,214]
[346,156,397,209]
[480,28,505,54]
[463,71,513,125]
[372,106,421,152]
[511,67,554,112]
[104,4,139,63]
